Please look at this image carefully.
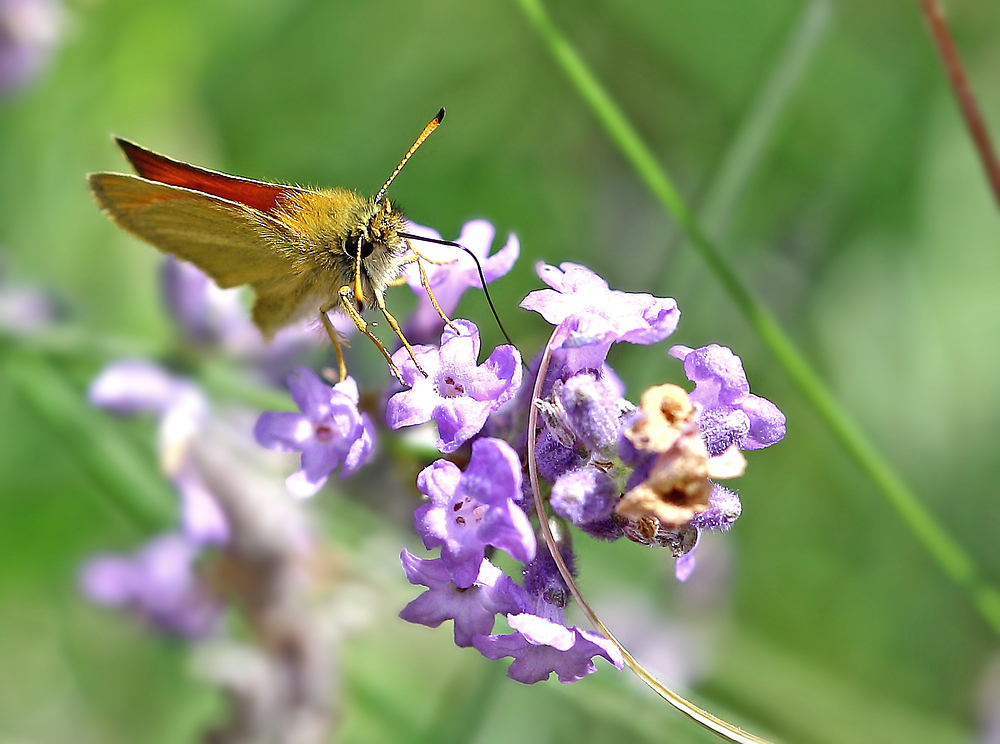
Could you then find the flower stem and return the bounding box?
[512,0,1000,637]
[920,0,1000,209]
[526,329,775,744]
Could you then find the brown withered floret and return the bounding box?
[616,384,745,530]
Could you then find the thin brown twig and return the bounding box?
[920,0,1000,209]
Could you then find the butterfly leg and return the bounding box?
[368,287,429,379]
[388,255,455,328]
[412,254,454,329]
[335,286,413,384]
[318,304,349,383]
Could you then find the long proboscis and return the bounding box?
[399,231,516,350]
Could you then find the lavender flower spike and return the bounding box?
[414,438,536,588]
[669,344,786,454]
[399,551,523,647]
[255,367,375,498]
[473,613,624,684]
[387,319,522,454]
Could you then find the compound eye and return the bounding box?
[346,234,375,259]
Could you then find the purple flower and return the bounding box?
[89,361,231,544]
[161,257,217,345]
[174,463,230,545]
[79,533,220,637]
[522,262,680,376]
[0,282,59,334]
[160,257,327,383]
[674,537,699,582]
[550,467,618,526]
[521,543,575,623]
[556,372,625,454]
[669,344,785,454]
[399,551,523,647]
[689,484,742,533]
[472,613,623,684]
[254,367,375,498]
[414,438,536,588]
[90,356,218,483]
[89,359,200,417]
[403,220,519,345]
[533,426,584,482]
[677,485,742,581]
[0,0,63,95]
[386,320,522,454]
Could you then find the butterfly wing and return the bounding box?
[88,172,294,288]
[113,137,313,214]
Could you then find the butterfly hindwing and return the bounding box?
[88,172,295,288]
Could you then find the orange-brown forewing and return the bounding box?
[113,137,310,215]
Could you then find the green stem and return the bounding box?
[5,351,175,532]
[513,0,1000,636]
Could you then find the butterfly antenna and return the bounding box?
[399,232,516,350]
[375,108,445,205]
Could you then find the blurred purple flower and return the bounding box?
[414,438,535,588]
[89,359,208,477]
[386,319,522,454]
[254,367,375,498]
[0,0,62,95]
[399,551,523,647]
[89,359,190,415]
[0,282,59,334]
[174,463,230,545]
[79,533,220,638]
[473,613,623,684]
[403,220,519,345]
[669,344,785,454]
[160,257,327,383]
[89,360,231,544]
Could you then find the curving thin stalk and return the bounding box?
[526,328,775,744]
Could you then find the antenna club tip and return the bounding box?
[436,107,446,123]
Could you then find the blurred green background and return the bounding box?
[2,0,1000,742]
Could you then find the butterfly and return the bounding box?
[88,109,452,381]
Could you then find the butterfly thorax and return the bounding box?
[263,188,408,300]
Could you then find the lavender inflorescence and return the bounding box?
[81,220,785,722]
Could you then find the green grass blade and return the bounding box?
[512,0,1000,637]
